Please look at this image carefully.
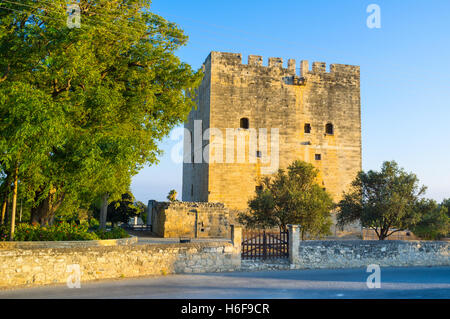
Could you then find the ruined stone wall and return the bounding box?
[151,201,234,238]
[182,51,362,234]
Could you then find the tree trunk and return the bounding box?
[1,171,10,225]
[19,199,22,222]
[99,193,109,229]
[9,164,18,240]
[30,188,65,225]
[378,228,387,240]
[0,199,6,225]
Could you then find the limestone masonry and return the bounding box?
[182,51,362,227]
[149,201,233,238]
[1,237,448,288]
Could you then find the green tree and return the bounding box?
[337,161,426,240]
[239,160,333,239]
[106,192,139,228]
[135,201,147,224]
[167,189,177,202]
[0,82,65,237]
[410,199,449,240]
[442,199,450,218]
[0,0,202,228]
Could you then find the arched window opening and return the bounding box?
[240,118,249,129]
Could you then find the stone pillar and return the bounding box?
[288,59,296,73]
[230,225,242,269]
[288,224,300,266]
[231,225,242,249]
[300,60,309,77]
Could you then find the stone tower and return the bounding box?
[182,52,361,220]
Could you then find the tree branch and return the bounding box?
[0,64,10,83]
[386,228,405,237]
[52,78,72,97]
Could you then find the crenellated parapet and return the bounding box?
[206,51,360,78]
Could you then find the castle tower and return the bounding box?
[182,52,361,221]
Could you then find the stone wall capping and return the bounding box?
[0,236,138,250]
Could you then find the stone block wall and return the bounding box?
[150,201,236,238]
[0,240,241,289]
[294,240,450,269]
[242,225,449,271]
[182,51,362,235]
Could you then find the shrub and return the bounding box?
[95,227,130,239]
[0,225,9,241]
[0,222,129,241]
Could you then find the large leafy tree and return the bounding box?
[0,82,66,237]
[337,161,427,240]
[0,1,202,229]
[239,160,333,239]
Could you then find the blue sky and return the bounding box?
[131,0,450,203]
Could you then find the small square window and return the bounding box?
[304,123,311,134]
[240,118,249,129]
[315,154,321,160]
[256,151,262,158]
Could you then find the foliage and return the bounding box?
[167,189,177,202]
[106,192,139,227]
[0,222,98,241]
[0,221,129,241]
[337,161,427,240]
[92,191,144,227]
[88,217,100,230]
[410,199,450,240]
[442,199,450,218]
[239,160,333,239]
[0,0,202,225]
[135,201,147,224]
[95,227,129,240]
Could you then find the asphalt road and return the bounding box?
[1,266,449,299]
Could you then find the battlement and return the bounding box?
[206,51,360,77]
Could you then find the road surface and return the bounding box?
[1,266,449,299]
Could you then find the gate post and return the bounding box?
[287,224,300,267]
[230,225,242,269]
[231,225,242,250]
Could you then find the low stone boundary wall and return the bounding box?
[293,240,450,269]
[243,226,449,271]
[0,236,138,250]
[241,259,290,271]
[0,240,240,289]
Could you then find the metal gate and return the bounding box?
[241,229,289,260]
